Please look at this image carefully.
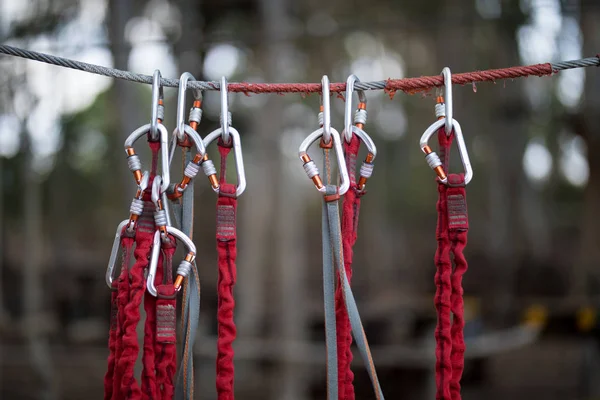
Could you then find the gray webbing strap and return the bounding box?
[172,149,201,400]
[325,184,385,400]
[322,185,339,399]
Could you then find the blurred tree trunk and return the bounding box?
[23,137,57,400]
[480,16,529,322]
[573,4,600,298]
[172,0,207,390]
[255,1,310,399]
[108,0,137,209]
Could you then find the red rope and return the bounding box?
[221,63,553,95]
[105,235,134,400]
[156,243,178,400]
[434,128,470,400]
[336,134,364,400]
[215,142,238,400]
[141,243,160,400]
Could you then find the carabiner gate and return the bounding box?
[203,127,246,197]
[299,75,350,196]
[343,74,377,192]
[106,219,130,289]
[147,226,197,297]
[419,118,473,185]
[124,122,170,192]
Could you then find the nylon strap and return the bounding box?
[157,245,178,400]
[434,127,469,400]
[322,149,339,400]
[322,144,384,399]
[324,185,385,400]
[172,148,201,400]
[215,141,237,400]
[337,134,363,400]
[105,233,134,400]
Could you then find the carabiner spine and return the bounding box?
[203,126,246,197]
[419,118,473,185]
[106,219,130,289]
[146,226,197,297]
[298,127,350,196]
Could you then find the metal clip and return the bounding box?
[419,118,473,185]
[343,74,376,191]
[150,70,164,141]
[203,126,246,197]
[174,72,203,142]
[299,76,350,196]
[105,219,130,289]
[125,171,150,232]
[440,67,453,135]
[320,75,332,144]
[151,175,172,239]
[147,226,197,297]
[220,76,232,144]
[124,122,170,192]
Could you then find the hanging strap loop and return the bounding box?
[215,140,238,400]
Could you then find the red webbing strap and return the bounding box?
[215,140,237,400]
[156,242,178,400]
[105,234,134,400]
[118,193,155,400]
[434,129,469,400]
[337,135,363,400]
[141,245,160,400]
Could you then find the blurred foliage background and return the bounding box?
[1,0,600,399]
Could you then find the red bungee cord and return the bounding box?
[420,69,473,400]
[207,77,246,400]
[337,75,376,400]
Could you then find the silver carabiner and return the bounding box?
[438,67,453,135]
[220,76,231,144]
[343,74,367,143]
[151,175,172,238]
[150,70,164,141]
[298,128,350,195]
[124,122,170,193]
[320,75,332,144]
[203,126,246,197]
[167,126,217,199]
[175,72,203,141]
[343,74,377,191]
[419,118,473,185]
[126,170,150,233]
[147,226,197,297]
[106,219,130,289]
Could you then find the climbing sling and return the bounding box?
[337,75,377,400]
[105,71,204,400]
[299,75,385,399]
[419,68,474,400]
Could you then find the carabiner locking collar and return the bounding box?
[174,72,203,141]
[147,226,197,297]
[151,175,172,240]
[343,74,377,192]
[167,72,217,199]
[203,127,246,197]
[299,75,350,196]
[124,122,170,192]
[202,79,246,197]
[419,67,472,185]
[125,171,150,232]
[419,117,473,185]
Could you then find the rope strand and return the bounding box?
[1,44,598,94]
